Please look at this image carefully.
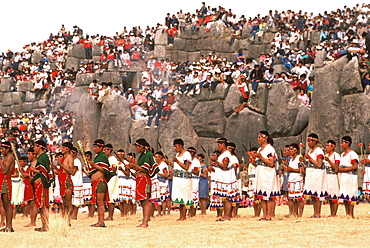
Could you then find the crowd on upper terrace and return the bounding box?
[0,3,369,122]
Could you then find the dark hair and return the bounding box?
[290,143,299,151]
[173,139,184,146]
[326,140,336,146]
[85,151,92,157]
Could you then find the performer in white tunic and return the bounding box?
[284,143,304,217]
[211,138,240,221]
[246,147,261,217]
[209,150,223,216]
[170,139,192,221]
[81,151,94,217]
[187,147,200,217]
[303,133,327,218]
[361,142,370,197]
[323,140,340,217]
[338,136,359,218]
[71,147,84,219]
[104,144,119,221]
[11,160,24,217]
[253,131,279,221]
[227,142,242,218]
[115,149,130,217]
[155,151,170,216]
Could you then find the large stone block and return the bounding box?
[25,91,36,102]
[21,102,36,113]
[210,21,226,38]
[224,109,267,158]
[307,56,347,143]
[31,51,43,64]
[273,64,288,74]
[174,38,186,50]
[177,50,188,62]
[158,109,199,159]
[65,57,80,70]
[3,92,24,106]
[98,95,132,152]
[223,85,243,117]
[266,82,301,137]
[17,81,34,92]
[70,86,89,103]
[154,45,167,59]
[191,101,226,138]
[177,95,199,115]
[155,29,168,45]
[76,73,95,87]
[70,44,86,59]
[130,118,159,153]
[314,50,327,69]
[262,32,275,44]
[0,92,4,101]
[241,26,252,39]
[92,45,103,56]
[10,104,21,113]
[0,78,15,92]
[239,39,250,52]
[310,31,321,45]
[201,38,213,51]
[187,52,200,62]
[196,83,228,101]
[37,99,48,108]
[249,83,268,114]
[292,105,310,136]
[273,136,301,158]
[339,57,363,95]
[73,93,102,152]
[185,39,196,52]
[2,106,11,114]
[342,94,370,149]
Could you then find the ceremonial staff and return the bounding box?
[76,140,90,172]
[10,142,24,177]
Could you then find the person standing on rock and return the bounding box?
[338,136,359,218]
[253,131,280,221]
[302,133,327,218]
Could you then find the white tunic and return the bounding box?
[71,158,84,206]
[171,151,193,206]
[107,156,120,203]
[362,154,370,195]
[338,150,359,203]
[324,152,340,200]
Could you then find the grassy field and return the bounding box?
[4,204,370,248]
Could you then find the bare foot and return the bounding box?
[136,223,148,228]
[24,223,36,227]
[104,217,113,221]
[176,218,186,221]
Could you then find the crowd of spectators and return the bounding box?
[0,111,74,155]
[0,3,369,132]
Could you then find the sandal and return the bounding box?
[0,228,14,232]
[90,223,106,227]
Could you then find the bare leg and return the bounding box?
[87,204,95,217]
[107,204,115,220]
[177,205,186,221]
[38,194,49,231]
[96,193,105,225]
[12,206,17,219]
[1,193,13,230]
[137,197,151,228]
[261,200,267,218]
[0,197,5,226]
[72,206,78,220]
[63,189,73,225]
[199,198,207,215]
[23,204,29,217]
[331,202,338,217]
[298,200,304,217]
[266,200,275,219]
[25,200,37,227]
[253,203,262,217]
[221,200,231,220]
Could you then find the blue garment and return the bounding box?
[198,165,209,198]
